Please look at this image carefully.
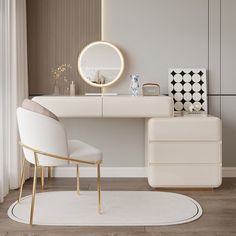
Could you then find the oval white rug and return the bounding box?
[8,191,202,226]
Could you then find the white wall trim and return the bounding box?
[51,167,147,178]
[222,167,236,177]
[33,166,236,178]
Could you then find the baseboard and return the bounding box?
[35,166,147,178]
[33,166,236,178]
[222,167,236,177]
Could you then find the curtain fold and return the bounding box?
[0,0,29,203]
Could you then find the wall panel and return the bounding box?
[209,0,221,95]
[208,96,221,117]
[221,0,236,94]
[220,0,236,166]
[27,0,101,95]
[221,97,236,166]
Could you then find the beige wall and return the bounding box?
[27,0,101,95]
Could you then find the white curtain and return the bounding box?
[0,0,29,202]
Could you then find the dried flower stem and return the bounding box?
[51,64,72,81]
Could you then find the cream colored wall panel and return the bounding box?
[149,142,221,164]
[102,96,173,117]
[32,96,102,117]
[148,117,222,141]
[221,0,236,94]
[148,164,222,188]
[209,0,221,94]
[102,0,208,95]
[221,96,236,166]
[208,96,221,117]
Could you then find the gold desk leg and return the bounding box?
[41,167,44,190]
[48,166,53,179]
[97,163,101,214]
[76,164,80,195]
[30,162,37,225]
[18,158,26,203]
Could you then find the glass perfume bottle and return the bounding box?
[130,74,140,96]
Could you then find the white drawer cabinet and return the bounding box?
[147,115,222,188]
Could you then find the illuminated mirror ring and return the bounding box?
[78,41,124,88]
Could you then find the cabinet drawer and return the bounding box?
[148,164,222,188]
[102,96,173,117]
[148,116,222,141]
[148,141,222,164]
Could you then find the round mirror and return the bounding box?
[78,41,124,87]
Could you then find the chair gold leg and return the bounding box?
[97,163,101,214]
[18,158,26,203]
[41,167,44,190]
[30,163,37,225]
[76,164,80,195]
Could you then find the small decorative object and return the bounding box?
[194,103,201,112]
[70,81,75,96]
[51,64,72,95]
[130,74,140,96]
[142,83,160,96]
[168,68,207,113]
[188,104,194,113]
[98,72,106,84]
[52,80,60,96]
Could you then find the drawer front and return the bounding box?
[148,116,222,141]
[33,96,102,117]
[148,164,222,188]
[148,141,222,164]
[102,96,173,117]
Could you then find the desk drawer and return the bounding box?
[103,96,173,117]
[32,96,102,117]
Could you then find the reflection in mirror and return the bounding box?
[78,41,124,88]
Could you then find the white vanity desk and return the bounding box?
[33,95,222,188]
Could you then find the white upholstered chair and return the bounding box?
[17,99,102,225]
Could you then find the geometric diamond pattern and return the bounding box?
[168,68,207,113]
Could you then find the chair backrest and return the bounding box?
[17,107,69,166]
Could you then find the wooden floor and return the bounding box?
[0,177,236,236]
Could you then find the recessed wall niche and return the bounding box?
[27,0,101,96]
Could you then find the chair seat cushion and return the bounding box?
[68,140,102,163]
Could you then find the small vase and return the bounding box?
[130,74,140,96]
[53,80,60,95]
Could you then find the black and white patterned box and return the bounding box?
[168,68,207,113]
